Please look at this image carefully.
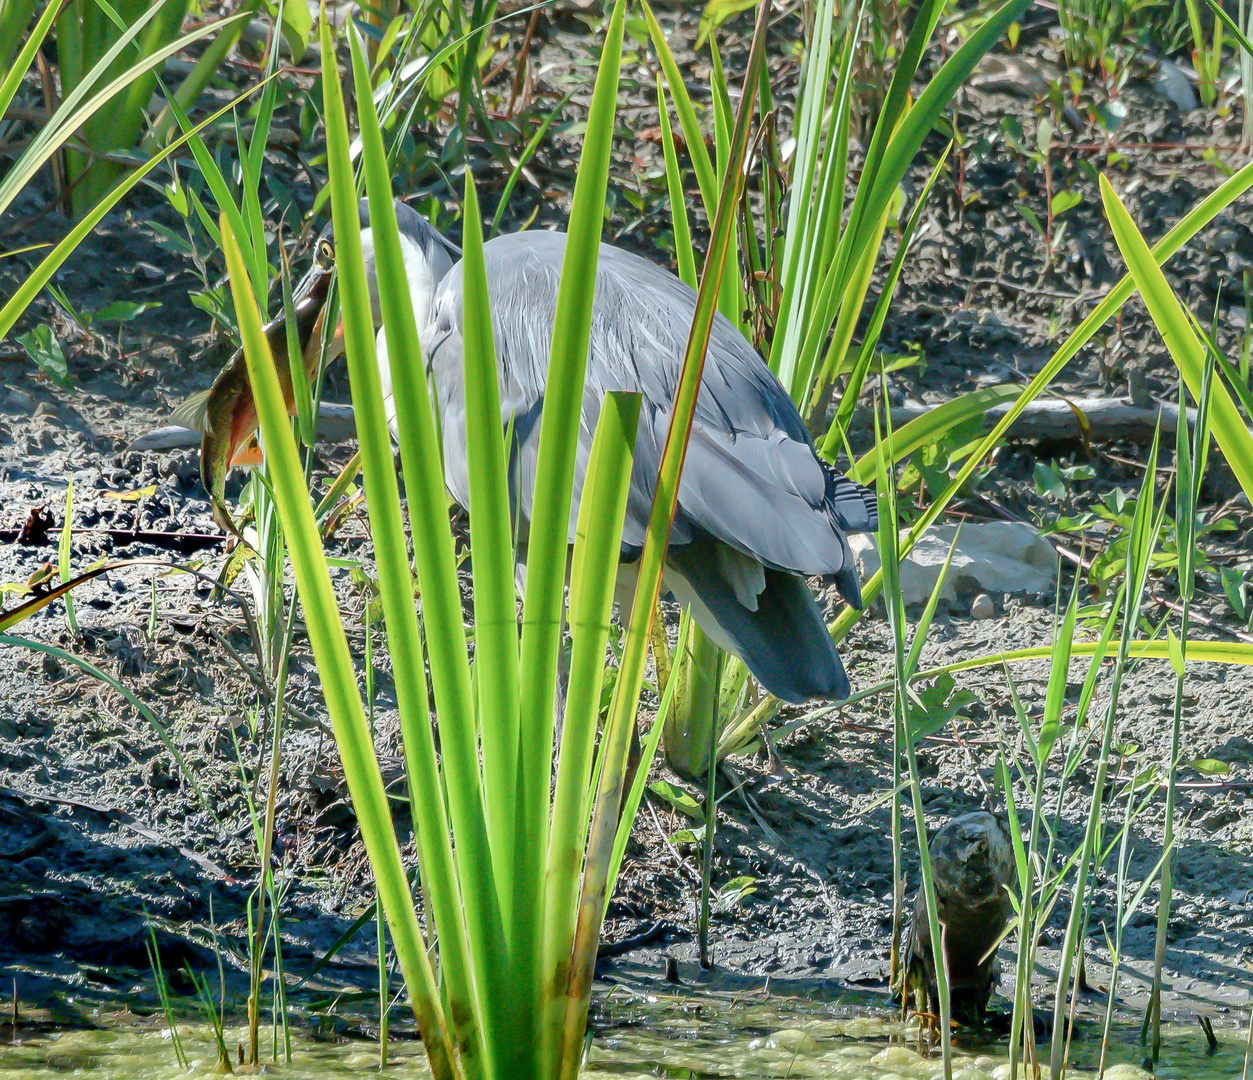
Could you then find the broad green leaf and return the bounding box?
[1186,758,1230,775]
[656,75,697,289]
[1051,190,1082,216]
[1016,203,1045,235]
[649,779,705,821]
[17,325,71,389]
[1166,625,1186,678]
[696,0,757,48]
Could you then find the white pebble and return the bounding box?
[971,593,995,619]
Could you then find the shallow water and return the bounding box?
[0,995,1245,1078]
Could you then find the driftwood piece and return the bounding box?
[129,393,1244,455]
[128,402,358,452]
[853,395,1248,446]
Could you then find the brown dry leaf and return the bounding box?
[102,484,158,502]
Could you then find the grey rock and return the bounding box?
[3,388,33,412]
[850,522,1058,605]
[1149,58,1199,112]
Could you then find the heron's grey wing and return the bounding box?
[422,231,873,580]
[582,240,876,573]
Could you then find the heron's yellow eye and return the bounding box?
[316,238,335,266]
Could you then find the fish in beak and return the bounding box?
[173,250,343,536]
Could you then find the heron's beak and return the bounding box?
[198,260,342,536]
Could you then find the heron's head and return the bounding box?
[197,200,459,533]
[294,198,460,336]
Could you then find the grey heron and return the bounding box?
[189,199,877,704]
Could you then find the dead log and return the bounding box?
[853,395,1250,446]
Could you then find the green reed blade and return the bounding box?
[656,76,696,289]
[0,79,268,340]
[826,144,951,440]
[219,207,456,1078]
[0,0,57,124]
[641,1,719,218]
[768,0,843,384]
[539,391,641,1070]
[559,5,772,1075]
[459,171,522,929]
[825,155,1253,652]
[344,24,495,1075]
[605,616,691,908]
[1102,174,1253,503]
[0,7,246,218]
[513,5,626,1059]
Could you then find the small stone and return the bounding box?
[135,261,165,282]
[161,450,200,486]
[3,388,33,412]
[20,856,51,879]
[1149,58,1198,113]
[971,594,995,620]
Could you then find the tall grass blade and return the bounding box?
[641,2,719,219]
[221,128,458,1080]
[0,9,247,218]
[343,21,487,1074]
[559,4,772,1074]
[0,0,57,124]
[1145,359,1215,1059]
[1101,174,1253,503]
[826,156,1253,650]
[539,390,641,1071]
[1049,421,1166,1077]
[0,82,266,339]
[460,173,521,920]
[515,7,627,1064]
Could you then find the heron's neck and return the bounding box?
[401,235,441,330]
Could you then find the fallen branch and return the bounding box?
[852,395,1253,447]
[128,401,357,452]
[132,395,1246,457]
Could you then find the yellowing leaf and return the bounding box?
[1166,625,1186,678]
[102,483,158,501]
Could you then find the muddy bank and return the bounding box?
[2,0,1252,1044]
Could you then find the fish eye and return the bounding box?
[316,238,335,266]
